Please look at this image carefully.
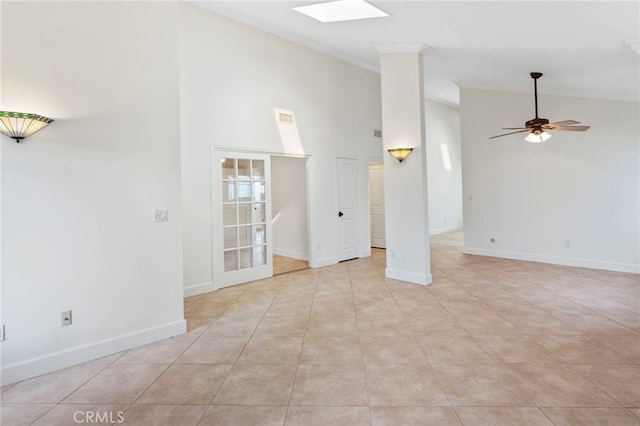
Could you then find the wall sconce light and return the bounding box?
[0,111,54,143]
[387,148,413,163]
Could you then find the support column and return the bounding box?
[377,44,432,285]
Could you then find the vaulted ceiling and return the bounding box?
[192,1,639,107]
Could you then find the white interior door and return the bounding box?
[337,157,359,261]
[212,151,273,288]
[369,163,386,248]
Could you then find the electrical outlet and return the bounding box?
[564,240,571,248]
[1,324,5,341]
[153,209,169,223]
[61,310,72,327]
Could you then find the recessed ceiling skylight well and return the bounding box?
[293,0,389,23]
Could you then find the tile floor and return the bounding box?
[2,231,639,425]
[273,255,309,276]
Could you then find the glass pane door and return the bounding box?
[213,151,272,288]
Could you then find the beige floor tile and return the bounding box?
[31,404,129,425]
[286,406,370,425]
[474,334,561,364]
[371,407,461,426]
[221,301,272,318]
[588,331,640,363]
[254,316,308,336]
[630,408,640,418]
[290,364,368,406]
[274,255,309,275]
[364,364,450,406]
[201,316,262,337]
[299,336,362,364]
[266,301,312,317]
[360,336,427,364]
[541,407,640,426]
[213,364,296,405]
[306,313,359,337]
[237,335,303,364]
[63,363,168,404]
[355,300,403,318]
[184,301,230,317]
[552,313,635,334]
[121,404,207,425]
[137,363,231,404]
[455,312,521,336]
[438,299,492,316]
[405,312,469,336]
[571,364,640,407]
[532,334,633,364]
[456,407,552,426]
[186,317,214,332]
[605,313,640,331]
[0,403,55,426]
[116,333,199,364]
[1,362,107,403]
[508,314,582,336]
[175,336,248,364]
[417,335,493,363]
[501,363,620,407]
[431,363,532,407]
[524,296,595,315]
[357,315,413,336]
[200,405,287,426]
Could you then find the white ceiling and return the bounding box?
[192,1,639,107]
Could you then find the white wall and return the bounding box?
[180,3,383,294]
[426,99,463,234]
[461,88,639,273]
[272,156,308,260]
[1,2,185,385]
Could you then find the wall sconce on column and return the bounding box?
[0,111,54,143]
[387,148,413,163]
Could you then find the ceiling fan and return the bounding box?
[490,72,590,143]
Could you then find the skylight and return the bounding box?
[293,0,389,23]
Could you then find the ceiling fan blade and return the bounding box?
[501,127,529,130]
[549,120,580,126]
[489,129,530,139]
[548,125,591,131]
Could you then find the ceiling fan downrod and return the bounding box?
[531,72,543,120]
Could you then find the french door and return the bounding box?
[212,151,273,288]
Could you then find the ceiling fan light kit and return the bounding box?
[490,72,590,143]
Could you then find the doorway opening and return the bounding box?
[271,155,309,275]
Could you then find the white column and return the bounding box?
[377,44,432,285]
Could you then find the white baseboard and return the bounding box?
[0,319,186,386]
[273,248,308,261]
[183,281,218,298]
[430,225,463,236]
[385,268,433,286]
[463,246,640,274]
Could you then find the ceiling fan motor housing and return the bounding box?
[525,117,549,129]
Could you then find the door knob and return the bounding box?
[338,211,344,217]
